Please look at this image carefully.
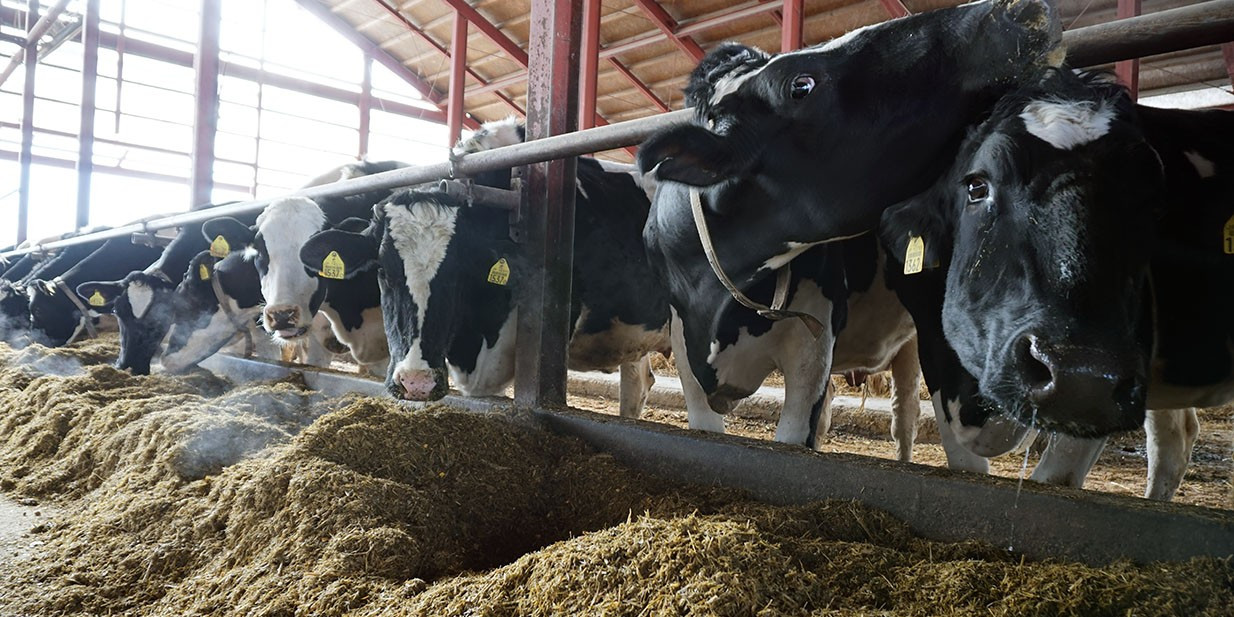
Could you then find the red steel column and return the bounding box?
[1116,0,1141,100]
[447,10,467,147]
[515,0,581,409]
[16,0,39,244]
[359,55,371,158]
[781,0,802,52]
[189,0,221,207]
[75,0,100,229]
[579,0,600,129]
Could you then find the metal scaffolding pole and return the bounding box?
[75,0,100,230]
[515,0,583,410]
[15,0,40,245]
[189,0,221,208]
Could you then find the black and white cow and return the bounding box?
[157,250,277,373]
[27,238,163,346]
[202,162,401,374]
[880,68,1234,499]
[299,120,669,416]
[72,218,243,374]
[636,0,1061,322]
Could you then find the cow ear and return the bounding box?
[300,229,377,280]
[879,190,952,274]
[74,281,123,314]
[334,217,371,234]
[638,124,740,186]
[201,217,255,256]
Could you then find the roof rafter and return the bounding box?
[437,0,529,66]
[629,0,705,61]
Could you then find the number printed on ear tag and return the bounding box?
[488,258,510,285]
[210,235,230,258]
[199,263,211,280]
[320,251,346,280]
[904,235,925,275]
[88,290,106,307]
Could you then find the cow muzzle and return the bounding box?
[263,305,307,339]
[393,367,448,401]
[1018,334,1147,436]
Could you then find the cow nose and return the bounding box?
[1019,334,1146,434]
[264,306,299,330]
[397,370,442,401]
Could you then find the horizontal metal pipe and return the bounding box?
[0,109,693,259]
[7,2,1234,258]
[1063,0,1234,67]
[0,0,71,89]
[436,179,521,210]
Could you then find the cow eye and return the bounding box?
[789,75,815,99]
[965,176,990,203]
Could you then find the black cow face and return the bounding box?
[301,192,513,401]
[162,250,263,372]
[882,70,1162,438]
[77,272,179,375]
[638,0,1061,295]
[0,280,32,338]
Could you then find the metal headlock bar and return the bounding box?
[3,0,1233,261]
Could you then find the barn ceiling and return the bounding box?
[312,0,1229,132]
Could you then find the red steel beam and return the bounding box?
[1116,0,1142,100]
[75,0,100,229]
[293,0,444,104]
[629,0,704,61]
[371,0,510,123]
[781,0,802,52]
[579,0,600,129]
[438,0,529,66]
[190,0,221,208]
[446,9,467,146]
[516,0,582,408]
[606,58,669,112]
[16,0,39,245]
[878,0,911,19]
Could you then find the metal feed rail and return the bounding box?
[3,0,1234,261]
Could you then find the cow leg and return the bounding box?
[617,354,655,419]
[1145,407,1199,501]
[671,310,725,433]
[1029,434,1106,488]
[933,396,991,474]
[888,336,922,462]
[774,320,834,449]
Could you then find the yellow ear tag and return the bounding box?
[487,258,510,285]
[1223,215,1234,255]
[88,290,106,307]
[209,235,230,258]
[320,251,346,280]
[904,235,925,275]
[199,263,211,281]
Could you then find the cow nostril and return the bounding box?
[1019,334,1054,394]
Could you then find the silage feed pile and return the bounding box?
[0,340,1230,617]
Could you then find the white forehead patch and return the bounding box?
[1184,150,1216,179]
[127,281,154,319]
[384,200,459,369]
[453,117,522,156]
[1020,100,1114,151]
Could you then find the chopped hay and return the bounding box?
[0,341,1230,617]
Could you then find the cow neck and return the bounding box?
[687,187,823,338]
[52,277,98,339]
[209,266,255,358]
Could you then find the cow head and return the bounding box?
[203,197,327,343]
[162,250,263,373]
[639,0,1061,295]
[881,69,1162,439]
[76,271,179,375]
[0,280,32,338]
[27,279,84,347]
[453,117,525,189]
[300,191,513,401]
